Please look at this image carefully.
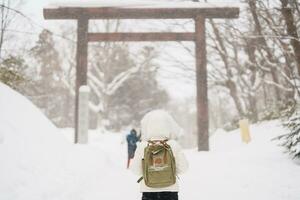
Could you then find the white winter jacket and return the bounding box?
[130,110,189,192]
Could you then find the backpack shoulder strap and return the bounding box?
[137,176,143,183]
[147,139,168,144]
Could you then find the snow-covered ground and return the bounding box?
[0,82,299,200]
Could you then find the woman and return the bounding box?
[130,109,189,200]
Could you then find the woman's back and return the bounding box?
[130,109,189,196]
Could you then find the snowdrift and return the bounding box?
[0,83,72,199]
[0,82,66,146]
[0,83,124,200]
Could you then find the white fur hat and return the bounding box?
[140,109,183,141]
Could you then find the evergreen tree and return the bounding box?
[277,109,300,159]
[0,55,27,90]
[30,29,72,127]
[30,29,62,83]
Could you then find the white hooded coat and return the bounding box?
[130,110,189,192]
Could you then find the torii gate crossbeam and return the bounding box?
[43,2,239,151]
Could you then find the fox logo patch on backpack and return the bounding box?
[138,140,176,188]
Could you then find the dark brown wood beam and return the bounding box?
[44,7,239,20]
[195,16,209,151]
[88,32,195,42]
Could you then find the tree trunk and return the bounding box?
[244,36,259,121]
[209,19,245,117]
[280,0,300,78]
[248,95,258,122]
[97,113,103,129]
[226,80,245,117]
[248,0,281,101]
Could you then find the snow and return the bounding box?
[47,1,240,9]
[0,82,300,199]
[0,82,130,200]
[79,85,90,93]
[183,121,300,200]
[0,83,66,146]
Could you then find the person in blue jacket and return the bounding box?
[126,128,140,169]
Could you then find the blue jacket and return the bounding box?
[126,131,140,158]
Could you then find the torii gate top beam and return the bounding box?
[44,2,239,20]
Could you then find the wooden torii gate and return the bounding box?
[43,2,239,151]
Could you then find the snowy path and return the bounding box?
[181,120,300,200]
[61,120,300,200]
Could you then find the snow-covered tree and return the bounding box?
[108,46,169,130]
[0,55,27,89]
[86,21,169,130]
[29,29,72,126]
[88,42,169,129]
[0,0,35,92]
[277,110,300,159]
[162,0,300,128]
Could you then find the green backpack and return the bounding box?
[138,140,176,188]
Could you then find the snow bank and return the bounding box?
[0,83,66,145]
[0,83,73,199]
[0,83,113,200]
[181,120,300,200]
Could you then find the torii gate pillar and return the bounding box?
[75,17,88,143]
[195,16,209,150]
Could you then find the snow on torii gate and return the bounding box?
[43,1,239,151]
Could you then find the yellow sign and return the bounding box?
[239,119,251,143]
